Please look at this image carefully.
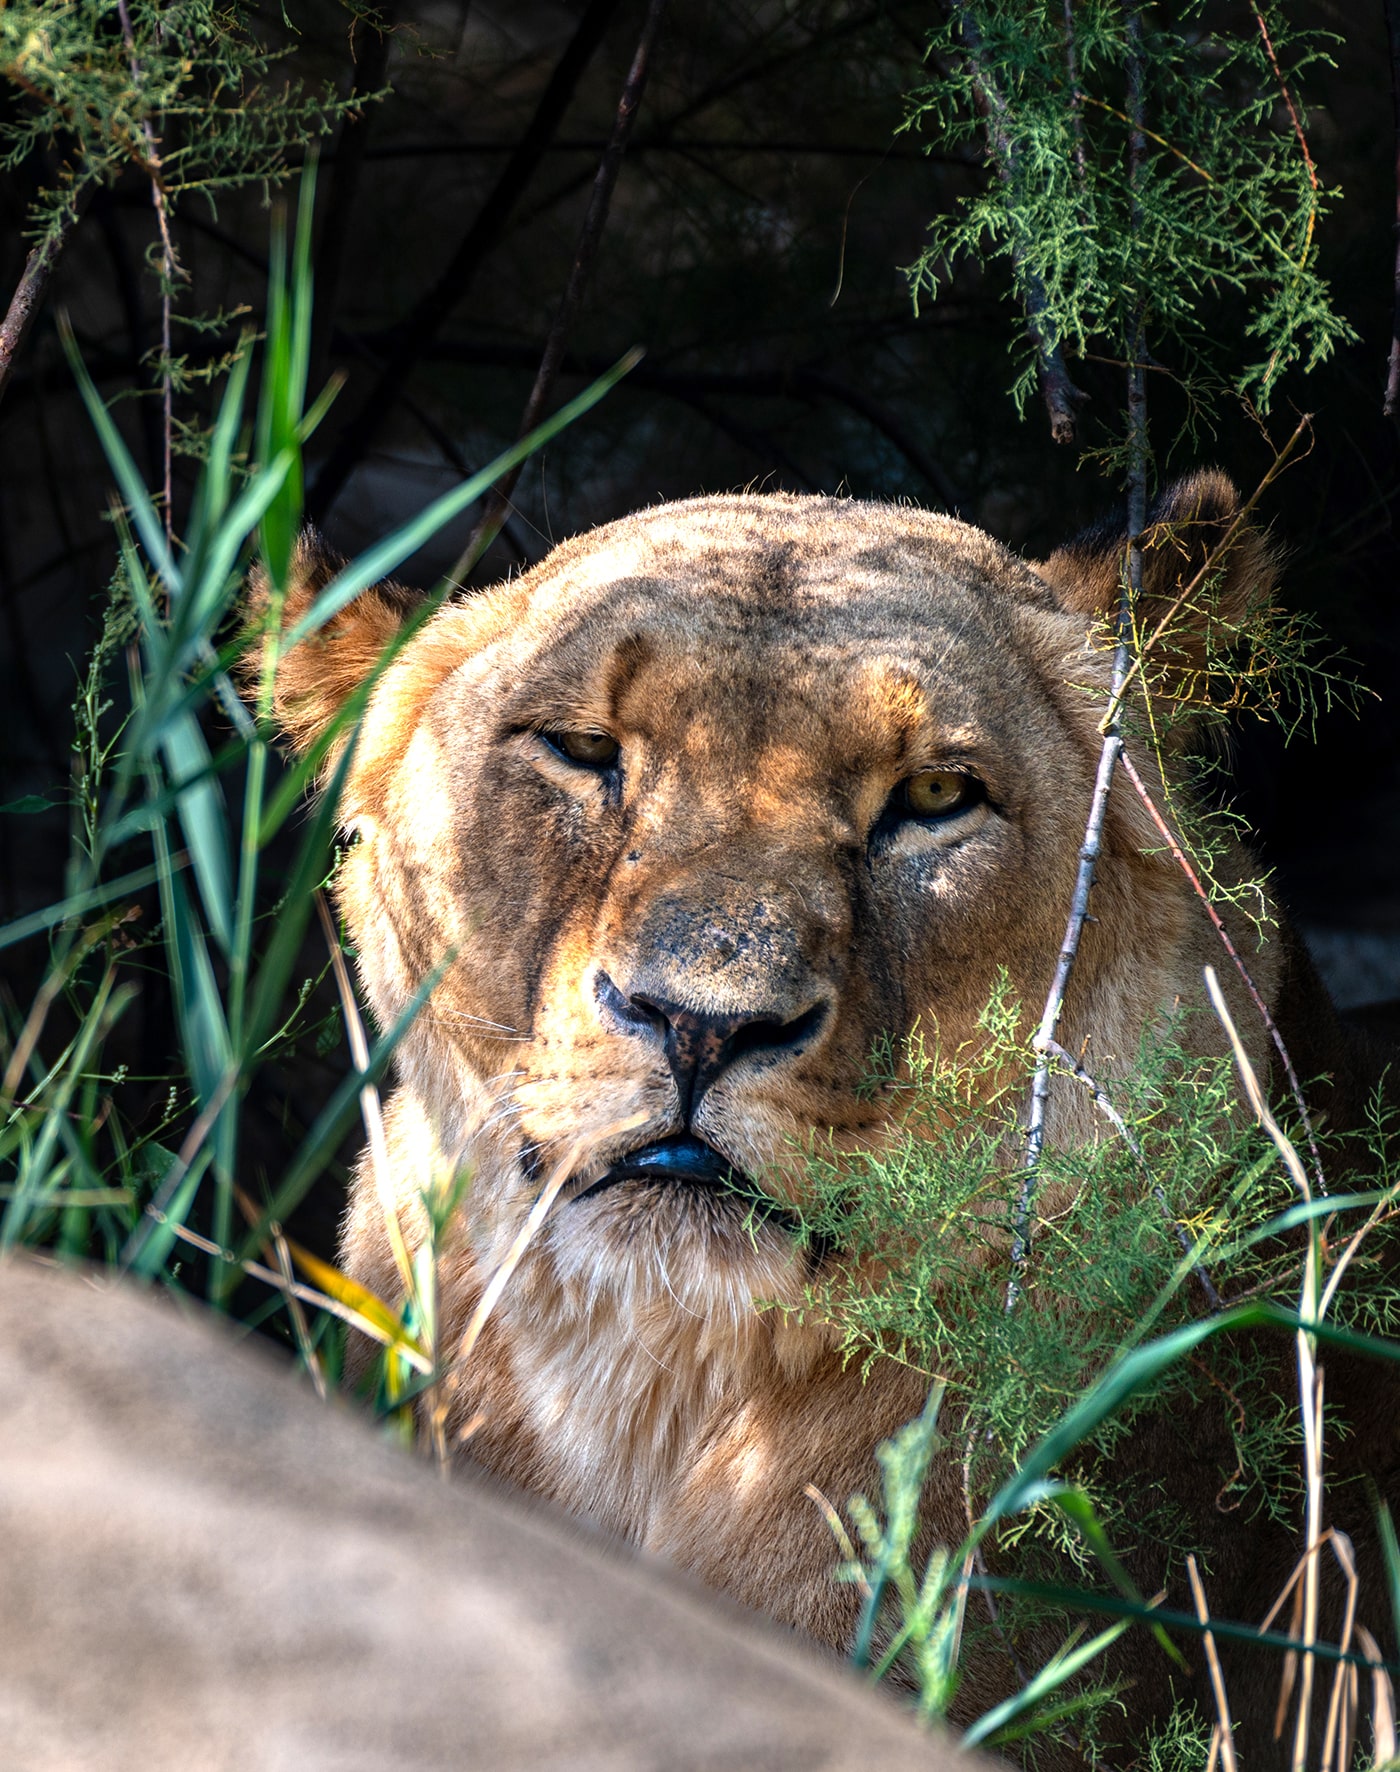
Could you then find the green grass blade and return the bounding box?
[60,318,179,596]
[0,862,171,952]
[970,1575,1400,1676]
[153,826,232,1109]
[243,728,360,1057]
[964,1617,1133,1749]
[161,709,234,956]
[237,962,446,1260]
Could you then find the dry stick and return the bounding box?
[115,0,185,544]
[314,890,420,1320]
[153,1213,431,1372]
[233,1182,327,1401]
[947,5,1087,442]
[1188,1553,1240,1772]
[0,192,88,410]
[1319,1529,1359,1772]
[1118,747,1326,1195]
[1203,967,1323,1769]
[1385,0,1400,418]
[455,0,667,581]
[1008,22,1145,1302]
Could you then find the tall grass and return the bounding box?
[0,185,633,1382]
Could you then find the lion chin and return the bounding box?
[257,480,1389,1762]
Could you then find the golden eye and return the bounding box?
[546,729,620,769]
[900,769,980,819]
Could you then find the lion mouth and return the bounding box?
[573,1134,803,1235]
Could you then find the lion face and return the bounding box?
[268,485,1274,1341]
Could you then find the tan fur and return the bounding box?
[260,484,1380,1756]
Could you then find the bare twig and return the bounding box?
[115,0,187,544]
[457,0,667,578]
[1188,1553,1239,1772]
[1007,11,1144,1305]
[234,1183,327,1400]
[308,0,625,519]
[1118,747,1326,1194]
[945,5,1087,442]
[0,192,89,410]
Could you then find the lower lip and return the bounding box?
[574,1137,741,1201]
[572,1138,803,1236]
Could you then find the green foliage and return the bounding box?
[0,0,357,242]
[785,978,1400,1748]
[793,981,1283,1493]
[904,2,1355,444]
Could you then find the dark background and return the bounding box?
[3,0,1398,1253]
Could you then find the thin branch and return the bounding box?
[307,0,625,520]
[1009,6,1143,1305]
[0,192,88,409]
[458,0,667,577]
[310,0,400,401]
[945,5,1088,443]
[1117,747,1326,1195]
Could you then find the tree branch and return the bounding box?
[0,193,87,410]
[946,5,1087,444]
[310,0,399,402]
[307,0,625,521]
[460,0,668,575]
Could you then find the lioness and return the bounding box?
[263,478,1393,1759]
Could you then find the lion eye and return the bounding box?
[899,769,981,819]
[545,729,620,769]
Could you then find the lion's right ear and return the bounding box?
[244,532,425,755]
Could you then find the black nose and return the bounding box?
[595,972,827,1119]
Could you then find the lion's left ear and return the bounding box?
[244,532,426,756]
[1036,469,1278,673]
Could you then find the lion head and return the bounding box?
[261,477,1290,1618]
